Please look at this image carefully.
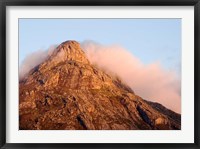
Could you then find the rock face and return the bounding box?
[19,40,181,130]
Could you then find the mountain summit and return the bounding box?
[19,40,181,130]
[48,40,90,64]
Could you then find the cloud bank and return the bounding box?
[19,45,57,80]
[81,41,181,113]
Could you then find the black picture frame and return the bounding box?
[0,0,200,148]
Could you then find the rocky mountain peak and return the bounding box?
[19,40,181,130]
[49,40,89,65]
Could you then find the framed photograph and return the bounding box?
[0,0,200,148]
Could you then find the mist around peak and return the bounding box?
[19,40,181,113]
[81,41,181,113]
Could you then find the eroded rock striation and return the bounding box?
[19,40,181,130]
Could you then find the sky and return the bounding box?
[19,19,181,113]
[19,18,181,74]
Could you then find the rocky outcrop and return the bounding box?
[19,40,181,130]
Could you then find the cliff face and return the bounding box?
[19,40,181,130]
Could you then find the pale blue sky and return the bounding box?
[19,19,181,74]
